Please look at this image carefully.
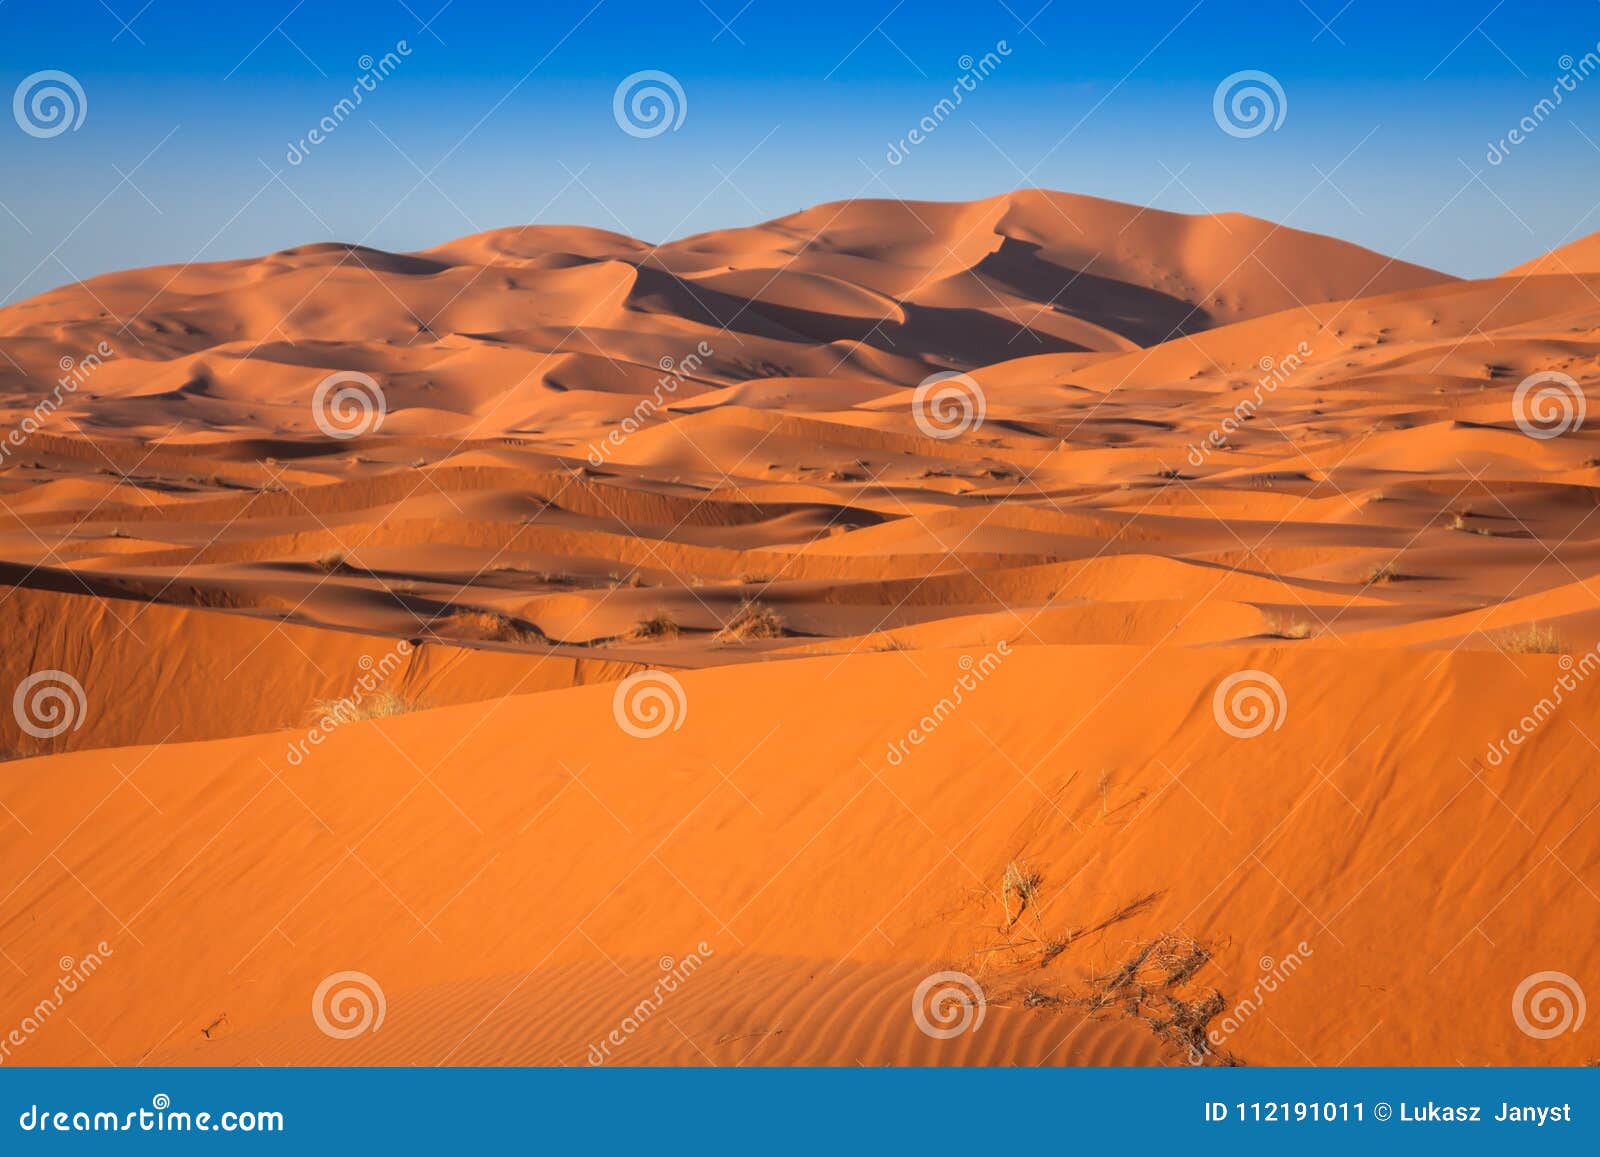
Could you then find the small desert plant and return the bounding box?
[630,610,680,641]
[310,688,421,725]
[1149,991,1235,1064]
[1498,623,1563,654]
[1001,860,1042,927]
[715,600,785,642]
[1265,614,1314,640]
[1039,936,1073,967]
[448,609,543,644]
[1365,561,1402,585]
[359,690,420,717]
[313,550,348,573]
[1080,933,1237,1065]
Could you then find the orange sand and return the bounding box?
[1,192,1595,1066]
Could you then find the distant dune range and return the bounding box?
[2,190,1598,1066]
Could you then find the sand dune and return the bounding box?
[1,194,1596,1066]
[1504,233,1600,277]
[0,190,1450,443]
[2,648,1594,1066]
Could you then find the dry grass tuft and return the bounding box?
[313,550,348,573]
[630,610,680,641]
[446,609,545,645]
[310,688,422,725]
[1265,614,1314,640]
[1497,622,1563,654]
[1085,933,1211,1007]
[1001,860,1042,927]
[867,633,911,651]
[715,600,785,642]
[1096,771,1114,821]
[1080,932,1239,1064]
[1148,991,1234,1064]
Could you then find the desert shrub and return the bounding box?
[715,600,785,642]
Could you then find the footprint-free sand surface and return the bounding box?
[1,191,1596,1065]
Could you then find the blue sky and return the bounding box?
[2,0,1599,302]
